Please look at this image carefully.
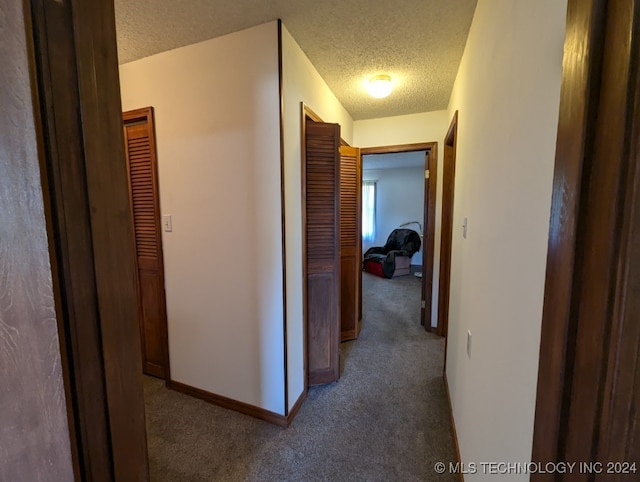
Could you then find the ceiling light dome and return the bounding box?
[367,74,393,98]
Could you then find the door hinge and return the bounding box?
[425,169,430,179]
[421,300,426,309]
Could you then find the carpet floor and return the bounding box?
[144,271,457,481]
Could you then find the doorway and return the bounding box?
[361,143,438,331]
[361,151,426,329]
[302,104,439,387]
[438,112,457,346]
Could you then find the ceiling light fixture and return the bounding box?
[367,74,393,99]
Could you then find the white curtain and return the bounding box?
[362,181,376,243]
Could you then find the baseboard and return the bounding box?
[286,389,307,424]
[341,329,357,341]
[166,380,307,428]
[443,372,464,482]
[166,380,287,427]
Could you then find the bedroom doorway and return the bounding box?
[360,143,438,330]
[301,104,440,390]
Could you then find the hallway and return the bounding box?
[144,272,456,481]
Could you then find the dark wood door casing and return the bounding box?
[25,0,150,478]
[438,113,458,341]
[339,145,363,341]
[421,149,438,331]
[0,1,76,479]
[123,107,170,380]
[532,0,640,477]
[304,121,341,386]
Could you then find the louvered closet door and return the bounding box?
[123,107,169,379]
[305,122,341,386]
[339,146,362,341]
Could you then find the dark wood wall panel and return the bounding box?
[0,1,74,480]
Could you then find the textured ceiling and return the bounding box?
[114,0,477,120]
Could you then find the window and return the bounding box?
[362,180,376,242]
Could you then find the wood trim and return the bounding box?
[286,389,308,426]
[277,18,289,416]
[300,102,310,395]
[597,29,640,464]
[303,104,323,122]
[341,328,357,340]
[28,0,149,479]
[439,111,458,360]
[2,2,79,479]
[167,380,305,428]
[29,2,113,478]
[532,0,640,474]
[445,111,459,146]
[444,372,463,482]
[423,145,438,332]
[301,105,350,146]
[361,142,436,155]
[531,0,606,469]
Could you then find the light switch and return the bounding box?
[163,214,173,232]
[462,217,468,239]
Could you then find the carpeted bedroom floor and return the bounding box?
[143,271,457,481]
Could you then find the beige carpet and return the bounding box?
[144,271,457,481]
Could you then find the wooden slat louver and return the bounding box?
[306,136,338,263]
[304,122,341,386]
[339,146,362,341]
[123,107,169,380]
[127,126,158,259]
[340,151,358,243]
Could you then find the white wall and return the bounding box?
[120,22,285,415]
[281,25,354,410]
[355,111,448,327]
[444,0,567,478]
[353,111,448,148]
[362,163,425,265]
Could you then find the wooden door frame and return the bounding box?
[360,142,438,331]
[438,112,457,342]
[26,0,149,479]
[532,0,640,471]
[439,112,457,378]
